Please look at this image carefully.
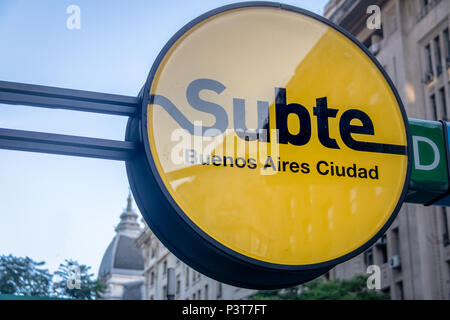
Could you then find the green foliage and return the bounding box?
[54,259,106,300]
[249,275,390,300]
[0,255,105,299]
[0,254,53,297]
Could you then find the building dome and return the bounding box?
[98,234,144,279]
[98,192,144,280]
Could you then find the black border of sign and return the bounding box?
[131,1,412,287]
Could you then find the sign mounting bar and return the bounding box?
[0,80,140,116]
[0,80,143,161]
[0,128,138,161]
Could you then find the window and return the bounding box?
[150,271,155,285]
[444,28,450,68]
[434,36,442,75]
[163,285,167,300]
[431,94,438,120]
[363,37,372,50]
[192,271,196,282]
[439,87,448,121]
[186,268,190,288]
[193,293,196,300]
[425,44,434,76]
[151,246,155,258]
[442,207,450,246]
[205,284,209,300]
[176,279,181,295]
[417,0,440,22]
[447,261,450,299]
[364,248,374,266]
[376,234,388,264]
[367,28,384,55]
[197,289,201,300]
[381,244,388,264]
[382,287,391,299]
[396,281,404,300]
[163,260,167,276]
[392,227,400,256]
[217,282,222,299]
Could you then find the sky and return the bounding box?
[0,0,329,275]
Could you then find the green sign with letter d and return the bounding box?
[406,119,448,204]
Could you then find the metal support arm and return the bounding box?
[0,80,140,116]
[0,80,143,160]
[0,128,138,161]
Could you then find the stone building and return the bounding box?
[324,0,450,299]
[135,226,254,300]
[98,193,254,300]
[98,193,145,299]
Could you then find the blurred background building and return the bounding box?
[98,194,254,300]
[135,224,254,300]
[98,0,450,300]
[324,0,450,300]
[98,193,145,299]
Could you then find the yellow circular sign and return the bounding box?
[143,5,409,268]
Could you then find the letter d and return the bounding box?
[412,136,440,171]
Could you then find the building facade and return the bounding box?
[98,193,254,300]
[324,0,450,299]
[135,226,254,300]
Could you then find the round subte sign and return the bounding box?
[127,2,411,288]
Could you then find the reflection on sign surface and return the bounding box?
[143,6,409,267]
